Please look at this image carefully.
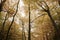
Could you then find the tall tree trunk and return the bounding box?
[5,0,20,40]
[28,0,31,40]
[37,1,58,40]
[0,13,8,40]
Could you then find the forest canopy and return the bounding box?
[0,0,60,40]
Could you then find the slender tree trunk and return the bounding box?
[0,13,8,40]
[46,9,59,40]
[22,22,24,40]
[46,33,48,40]
[28,0,31,40]
[0,0,7,40]
[22,21,26,40]
[37,1,58,40]
[5,0,20,40]
[47,10,58,30]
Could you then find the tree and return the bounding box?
[36,0,60,40]
[28,0,31,40]
[5,0,20,40]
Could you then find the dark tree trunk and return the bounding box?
[28,0,31,40]
[5,0,20,40]
[0,13,8,40]
[0,0,6,12]
[37,1,59,40]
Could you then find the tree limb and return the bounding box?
[31,14,47,23]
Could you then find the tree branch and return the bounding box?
[31,14,46,23]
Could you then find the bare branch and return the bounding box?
[31,14,47,23]
[0,13,8,40]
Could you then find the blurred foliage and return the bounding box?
[0,0,60,40]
